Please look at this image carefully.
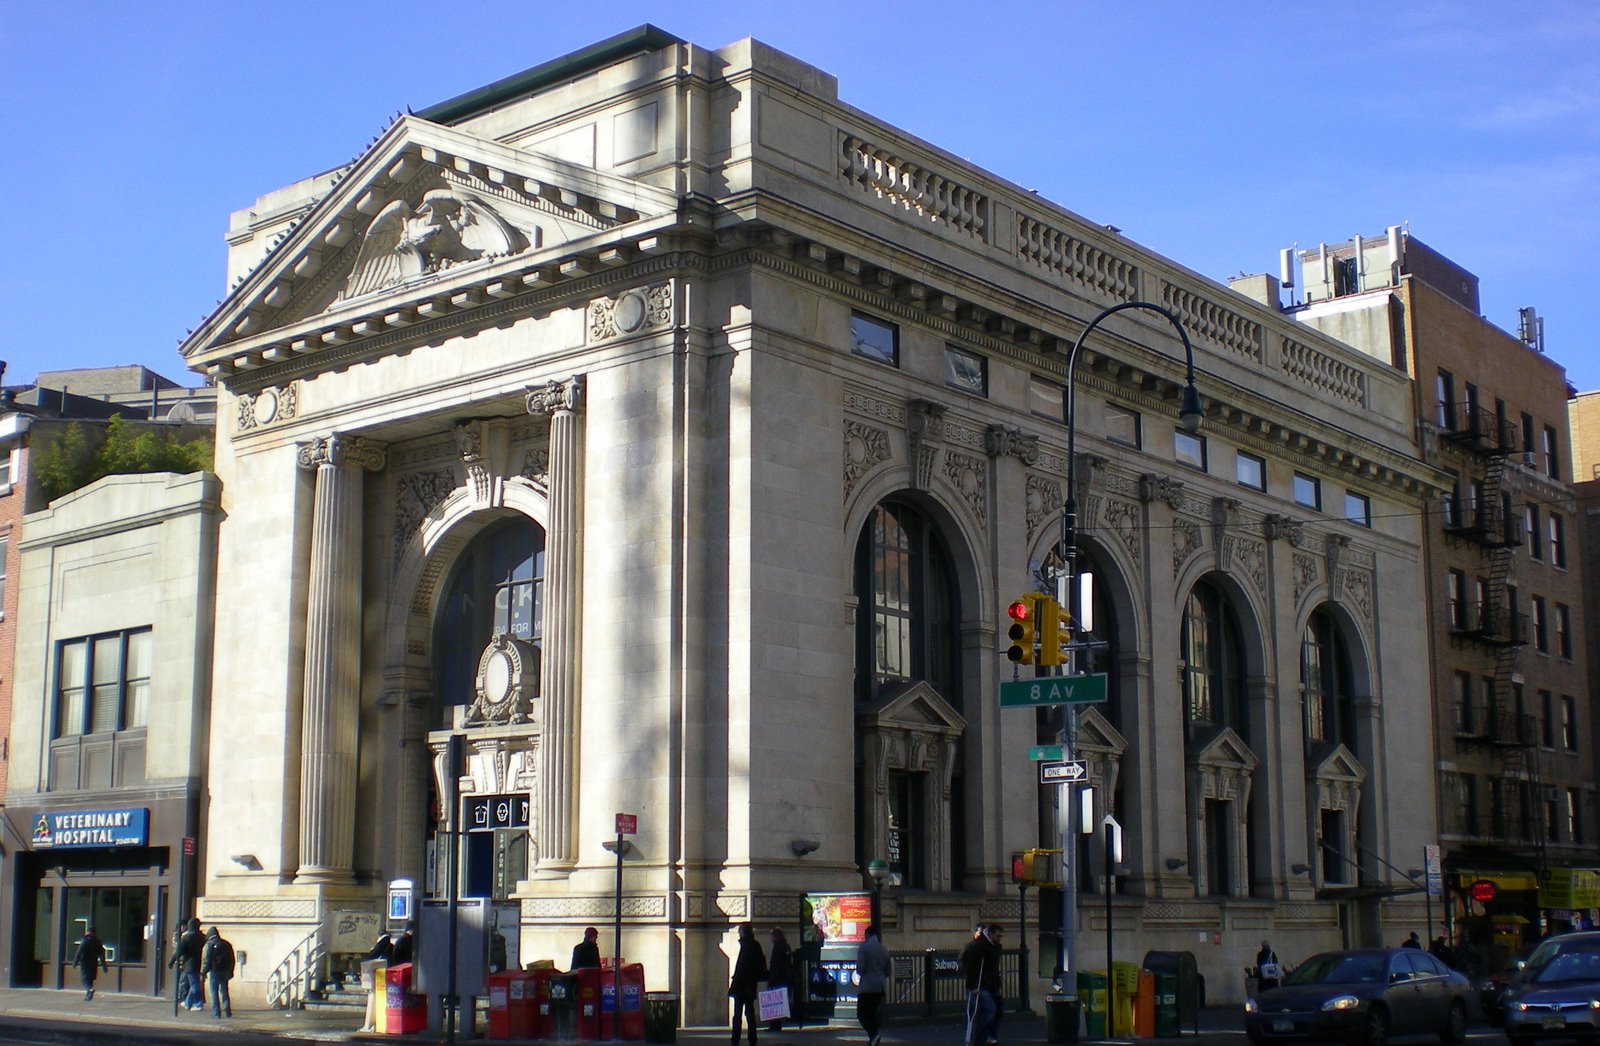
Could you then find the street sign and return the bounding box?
[615,813,637,835]
[1000,673,1108,708]
[1028,745,1065,762]
[1039,760,1088,784]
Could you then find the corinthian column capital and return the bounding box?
[297,434,387,472]
[525,375,585,417]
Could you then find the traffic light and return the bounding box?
[1037,597,1062,667]
[1006,599,1034,664]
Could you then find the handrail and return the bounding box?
[266,926,324,1009]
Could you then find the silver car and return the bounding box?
[1505,949,1600,1045]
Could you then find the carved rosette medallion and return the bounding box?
[589,283,673,341]
[942,449,987,527]
[844,420,891,500]
[237,383,298,432]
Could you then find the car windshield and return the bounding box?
[1286,954,1386,985]
[1533,951,1600,985]
[1527,936,1600,973]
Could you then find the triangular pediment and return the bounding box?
[1308,742,1366,785]
[858,680,967,736]
[181,115,680,374]
[1189,726,1258,772]
[1074,706,1127,756]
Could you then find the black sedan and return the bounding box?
[1244,949,1472,1046]
[1503,948,1600,1045]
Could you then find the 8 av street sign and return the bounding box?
[999,673,1108,708]
[1039,760,1089,784]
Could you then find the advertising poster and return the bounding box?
[802,892,873,947]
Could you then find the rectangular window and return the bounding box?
[1174,430,1206,470]
[1531,596,1548,653]
[1569,790,1584,845]
[0,535,7,611]
[1562,695,1577,751]
[1447,570,1467,629]
[1106,403,1141,447]
[1442,475,1461,527]
[1549,514,1566,567]
[1460,774,1479,836]
[1555,603,1572,659]
[1436,371,1456,429]
[1452,671,1474,733]
[54,630,152,738]
[943,345,987,396]
[1030,377,1065,423]
[1235,451,1265,491]
[1543,424,1562,479]
[1526,505,1542,559]
[1540,690,1555,748]
[1547,796,1561,843]
[1522,412,1536,456]
[1344,492,1371,527]
[0,449,12,490]
[850,313,899,367]
[1293,472,1321,510]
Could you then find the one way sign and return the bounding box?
[1039,760,1088,785]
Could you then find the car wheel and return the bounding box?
[1362,1006,1389,1046]
[1439,1000,1467,1044]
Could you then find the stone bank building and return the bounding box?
[161,28,1443,1014]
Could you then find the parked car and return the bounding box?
[1503,948,1600,1045]
[1502,931,1600,1017]
[1244,949,1472,1046]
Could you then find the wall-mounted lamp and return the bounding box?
[230,854,262,871]
[1291,863,1311,876]
[1164,858,1187,872]
[791,839,820,857]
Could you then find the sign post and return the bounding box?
[606,813,637,1040]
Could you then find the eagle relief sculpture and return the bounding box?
[339,189,529,300]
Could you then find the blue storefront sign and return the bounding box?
[32,808,150,849]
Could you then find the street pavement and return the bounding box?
[0,988,1255,1046]
[0,989,1516,1046]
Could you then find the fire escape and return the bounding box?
[1440,402,1544,863]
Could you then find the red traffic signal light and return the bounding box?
[1006,598,1035,664]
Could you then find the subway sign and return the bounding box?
[33,808,150,849]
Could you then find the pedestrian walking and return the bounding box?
[856,924,891,1046]
[168,918,206,1011]
[73,926,109,1000]
[1255,940,1282,991]
[1402,931,1422,949]
[728,923,768,1046]
[203,926,236,1018]
[571,926,601,970]
[766,927,796,1031]
[960,923,1004,1046]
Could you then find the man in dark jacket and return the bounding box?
[571,926,601,969]
[73,926,109,1000]
[960,923,1004,1046]
[202,926,236,1018]
[169,918,205,1011]
[728,923,768,1046]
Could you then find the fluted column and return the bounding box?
[526,376,584,874]
[295,433,386,885]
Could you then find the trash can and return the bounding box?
[550,973,579,1041]
[1045,993,1080,1044]
[1151,971,1179,1037]
[1142,951,1202,1034]
[1077,971,1107,1039]
[644,991,679,1044]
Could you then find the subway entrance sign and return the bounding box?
[999,673,1108,708]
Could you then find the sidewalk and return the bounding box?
[0,987,1247,1046]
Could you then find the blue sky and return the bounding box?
[2,1,1596,393]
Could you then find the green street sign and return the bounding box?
[1000,673,1109,708]
[1028,745,1065,762]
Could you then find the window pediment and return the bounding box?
[1188,726,1258,773]
[1074,706,1127,757]
[1307,741,1366,785]
[858,679,966,736]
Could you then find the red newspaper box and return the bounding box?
[385,962,427,1035]
[488,970,514,1040]
[576,966,604,1040]
[508,970,540,1038]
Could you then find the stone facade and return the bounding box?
[178,29,1441,1016]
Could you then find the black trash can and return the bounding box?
[550,973,579,1041]
[644,991,679,1044]
[1045,993,1081,1044]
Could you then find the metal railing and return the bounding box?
[799,949,1025,1025]
[265,927,324,1009]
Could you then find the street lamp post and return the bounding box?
[1055,301,1202,1006]
[867,860,889,930]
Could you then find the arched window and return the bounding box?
[1181,579,1246,742]
[853,501,960,708]
[433,519,546,714]
[1301,608,1355,748]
